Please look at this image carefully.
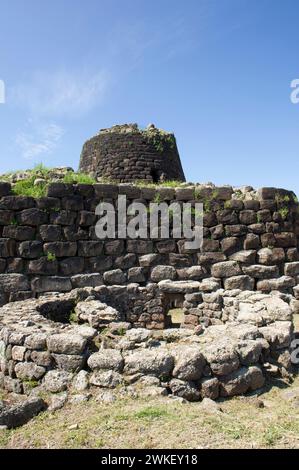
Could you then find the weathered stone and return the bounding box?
[0,397,45,429]
[71,273,103,288]
[24,334,47,350]
[237,340,263,365]
[275,232,296,248]
[89,370,123,388]
[0,182,11,197]
[78,241,103,257]
[203,340,240,376]
[47,334,87,355]
[73,370,89,391]
[239,210,257,225]
[244,234,260,250]
[257,248,285,265]
[30,351,53,367]
[126,328,152,343]
[216,210,238,225]
[3,226,35,242]
[3,377,23,394]
[15,362,46,381]
[75,300,120,328]
[0,274,30,293]
[259,321,292,349]
[127,267,146,283]
[284,262,299,277]
[17,208,48,226]
[211,261,242,278]
[44,242,77,258]
[198,252,227,264]
[104,240,125,256]
[158,280,200,293]
[124,349,174,377]
[59,257,84,275]
[88,350,124,372]
[48,392,68,412]
[220,238,241,256]
[200,377,220,400]
[11,346,26,361]
[103,269,126,285]
[39,225,62,242]
[47,183,74,198]
[18,241,43,259]
[44,370,73,393]
[0,239,16,258]
[156,240,177,254]
[28,257,58,275]
[127,240,153,254]
[150,265,177,282]
[230,250,256,264]
[168,379,200,402]
[257,276,295,292]
[220,367,251,397]
[51,353,85,372]
[224,275,255,291]
[139,254,161,267]
[242,265,279,279]
[172,346,206,381]
[61,195,83,211]
[31,276,72,293]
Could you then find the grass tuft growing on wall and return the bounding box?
[12,177,48,198]
[62,172,96,185]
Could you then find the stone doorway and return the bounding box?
[163,293,185,328]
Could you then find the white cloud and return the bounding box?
[16,123,64,160]
[11,69,109,118]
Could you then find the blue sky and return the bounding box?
[0,0,299,194]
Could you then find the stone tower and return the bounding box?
[79,123,185,183]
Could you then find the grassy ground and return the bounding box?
[0,375,298,449]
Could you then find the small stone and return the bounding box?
[68,424,79,430]
[73,370,89,391]
[48,392,68,412]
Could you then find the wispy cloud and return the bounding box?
[16,122,64,160]
[11,69,109,118]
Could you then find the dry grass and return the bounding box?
[0,375,299,449]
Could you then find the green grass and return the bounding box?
[62,172,96,185]
[278,207,289,220]
[46,252,57,262]
[134,407,170,420]
[12,178,48,198]
[134,180,183,188]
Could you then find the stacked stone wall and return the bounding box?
[0,181,299,328]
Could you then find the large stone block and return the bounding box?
[0,239,16,257]
[44,241,77,258]
[0,274,30,293]
[211,261,242,278]
[224,275,255,291]
[17,208,48,226]
[3,225,36,241]
[151,265,177,282]
[31,276,72,293]
[47,333,87,355]
[18,241,43,259]
[78,241,103,257]
[242,265,279,279]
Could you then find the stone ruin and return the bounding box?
[79,123,186,183]
[0,126,299,426]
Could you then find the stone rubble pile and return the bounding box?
[0,286,296,427]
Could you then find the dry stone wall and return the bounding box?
[0,180,299,329]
